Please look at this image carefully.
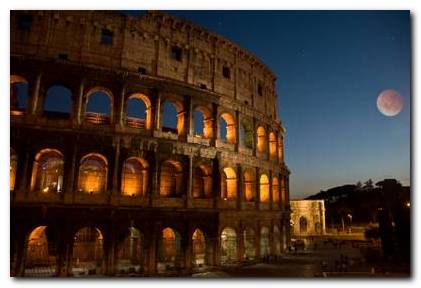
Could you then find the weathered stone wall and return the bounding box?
[290,200,326,236]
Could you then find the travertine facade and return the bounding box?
[10,11,290,277]
[290,200,326,236]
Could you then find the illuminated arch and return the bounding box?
[24,226,57,276]
[243,227,256,260]
[126,93,152,130]
[259,174,270,203]
[84,87,113,124]
[192,164,212,198]
[260,226,270,257]
[72,227,104,276]
[121,157,149,197]
[256,126,266,153]
[192,229,206,267]
[116,227,144,274]
[30,149,64,194]
[161,99,185,135]
[193,106,213,139]
[78,153,108,194]
[219,112,236,144]
[243,168,255,202]
[220,227,237,265]
[10,75,29,113]
[158,227,181,270]
[269,132,277,159]
[221,167,237,200]
[10,148,17,191]
[159,160,183,197]
[272,176,280,204]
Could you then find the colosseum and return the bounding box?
[10,10,291,277]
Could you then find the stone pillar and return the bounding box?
[11,230,26,276]
[152,90,161,131]
[187,96,194,136]
[17,144,32,200]
[265,125,270,160]
[186,155,193,207]
[74,79,85,126]
[111,138,121,202]
[252,117,257,157]
[255,222,261,259]
[151,153,159,200]
[117,84,126,127]
[104,223,116,276]
[212,103,219,146]
[183,228,193,275]
[237,224,245,262]
[64,139,78,203]
[269,171,273,210]
[235,110,240,151]
[236,165,243,210]
[56,225,71,276]
[255,167,260,210]
[145,224,158,276]
[29,72,42,116]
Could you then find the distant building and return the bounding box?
[290,200,326,236]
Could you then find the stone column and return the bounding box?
[187,96,194,136]
[18,144,32,200]
[212,103,219,146]
[255,167,260,210]
[73,79,85,126]
[11,229,26,276]
[151,153,160,201]
[186,155,193,208]
[236,164,243,210]
[104,223,116,276]
[152,90,161,131]
[111,139,121,203]
[117,84,126,128]
[64,139,79,203]
[182,228,192,275]
[268,171,273,210]
[237,224,245,262]
[29,72,42,116]
[255,222,261,259]
[145,224,158,276]
[235,110,240,152]
[252,117,257,157]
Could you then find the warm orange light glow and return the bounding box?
[121,157,148,196]
[161,228,177,262]
[78,153,108,194]
[259,174,270,203]
[272,177,279,203]
[31,149,64,193]
[221,167,237,199]
[278,137,284,162]
[193,165,212,198]
[243,169,255,201]
[159,160,183,197]
[269,132,277,159]
[192,229,206,265]
[26,226,50,266]
[72,227,103,267]
[243,227,256,260]
[10,149,17,191]
[127,93,152,130]
[220,113,236,144]
[257,126,266,153]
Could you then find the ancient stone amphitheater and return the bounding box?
[10,10,291,276]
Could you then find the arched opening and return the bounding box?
[23,226,57,276]
[116,227,143,275]
[162,100,184,135]
[157,227,181,272]
[43,85,72,118]
[240,120,253,149]
[72,227,104,276]
[192,229,206,268]
[273,225,281,255]
[243,227,256,261]
[78,153,108,194]
[30,149,64,194]
[260,226,270,258]
[121,157,148,197]
[192,164,212,199]
[10,148,17,191]
[220,227,237,265]
[219,113,236,144]
[278,137,284,162]
[299,217,308,234]
[126,93,151,129]
[243,168,255,202]
[85,89,112,124]
[221,167,237,200]
[159,160,183,197]
[256,126,266,153]
[10,75,29,114]
[193,106,213,139]
[259,174,270,203]
[272,177,280,204]
[269,132,277,159]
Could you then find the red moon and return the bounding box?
[377,90,404,117]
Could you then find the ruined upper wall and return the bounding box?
[11,10,280,120]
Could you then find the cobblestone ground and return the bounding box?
[192,239,410,278]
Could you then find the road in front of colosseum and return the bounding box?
[192,239,408,278]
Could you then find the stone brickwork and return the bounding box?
[290,200,326,236]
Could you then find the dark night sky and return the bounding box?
[160,10,411,199]
[20,11,410,199]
